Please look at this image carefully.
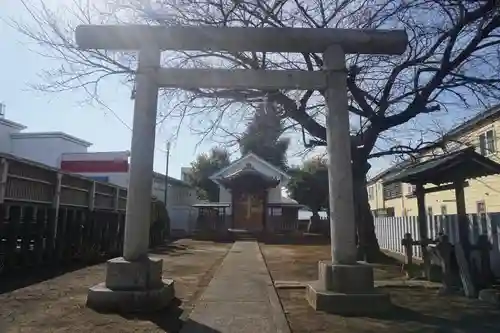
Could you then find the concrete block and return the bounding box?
[478,289,500,306]
[87,279,175,312]
[105,256,163,290]
[306,281,391,315]
[318,261,374,294]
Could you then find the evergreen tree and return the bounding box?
[239,102,290,170]
[189,148,231,201]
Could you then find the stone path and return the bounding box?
[181,241,290,333]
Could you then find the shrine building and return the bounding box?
[193,153,303,233]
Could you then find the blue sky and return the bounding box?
[0,1,478,180]
[0,1,220,179]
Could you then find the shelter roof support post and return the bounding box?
[454,179,471,253]
[454,178,477,297]
[86,47,175,312]
[415,183,431,279]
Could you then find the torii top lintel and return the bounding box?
[75,25,408,55]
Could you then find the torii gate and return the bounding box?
[76,25,407,314]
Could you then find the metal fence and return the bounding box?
[0,153,166,275]
[374,213,500,277]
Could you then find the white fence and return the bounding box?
[374,213,500,277]
[169,206,198,235]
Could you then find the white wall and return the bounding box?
[0,122,21,153]
[152,177,198,209]
[219,187,232,214]
[11,137,87,167]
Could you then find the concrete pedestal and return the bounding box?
[87,257,175,312]
[306,261,391,315]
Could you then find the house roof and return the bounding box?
[368,104,500,185]
[383,147,500,186]
[153,172,193,188]
[210,152,290,182]
[0,118,26,130]
[10,131,92,147]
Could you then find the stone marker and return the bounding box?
[455,242,477,298]
[430,233,454,294]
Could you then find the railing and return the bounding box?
[0,153,167,276]
[374,213,500,276]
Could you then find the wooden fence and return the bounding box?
[374,213,500,277]
[0,153,167,276]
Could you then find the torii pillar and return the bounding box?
[75,25,407,314]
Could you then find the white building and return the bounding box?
[0,110,197,232]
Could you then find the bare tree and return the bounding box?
[10,0,500,259]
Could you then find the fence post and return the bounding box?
[52,173,62,238]
[113,186,119,212]
[88,181,96,211]
[0,158,9,203]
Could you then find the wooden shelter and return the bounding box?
[383,147,500,268]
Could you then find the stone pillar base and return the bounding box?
[306,261,391,315]
[86,256,175,312]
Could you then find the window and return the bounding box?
[407,184,416,196]
[440,205,447,215]
[383,182,402,200]
[479,130,496,155]
[427,206,433,216]
[368,186,374,200]
[477,201,486,215]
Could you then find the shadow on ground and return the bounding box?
[0,239,188,294]
[117,298,221,333]
[0,258,108,294]
[257,233,330,246]
[279,285,500,333]
[366,303,500,333]
[150,243,193,256]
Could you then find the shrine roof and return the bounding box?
[383,147,500,185]
[210,152,290,183]
[217,163,280,189]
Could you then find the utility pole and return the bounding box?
[164,141,171,208]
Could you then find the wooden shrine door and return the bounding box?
[233,191,265,231]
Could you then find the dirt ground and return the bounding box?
[260,243,500,333]
[0,239,231,333]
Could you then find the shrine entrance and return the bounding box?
[233,190,265,231]
[217,163,280,232]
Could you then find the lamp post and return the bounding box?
[164,141,171,208]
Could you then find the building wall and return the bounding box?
[219,187,232,214]
[11,137,88,168]
[268,187,282,203]
[367,180,385,211]
[181,167,192,182]
[0,121,23,153]
[152,177,198,209]
[368,110,500,217]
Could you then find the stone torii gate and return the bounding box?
[76,25,407,314]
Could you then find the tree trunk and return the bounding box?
[307,210,321,233]
[352,159,380,262]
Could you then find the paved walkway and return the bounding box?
[181,241,290,333]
